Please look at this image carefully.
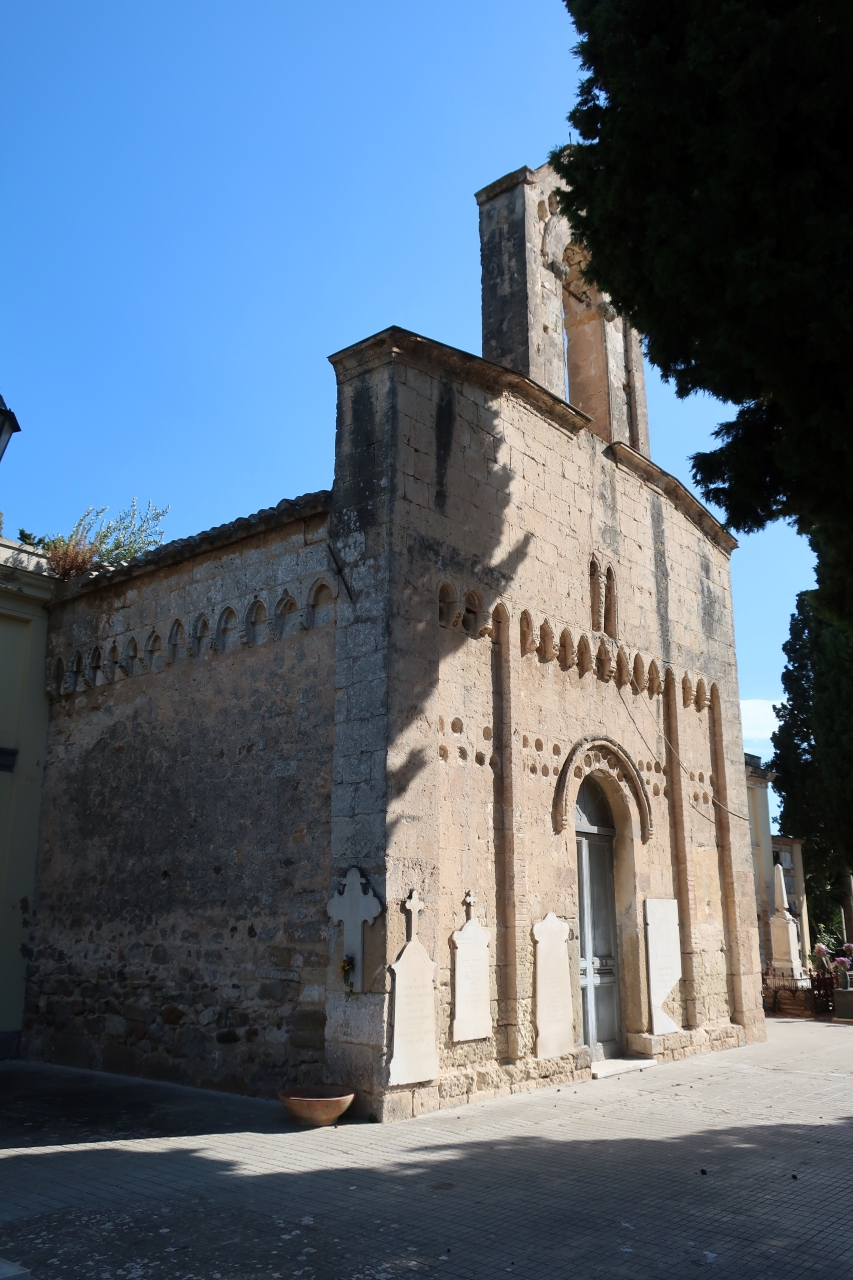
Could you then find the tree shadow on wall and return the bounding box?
[1,1108,850,1277]
[367,369,535,850]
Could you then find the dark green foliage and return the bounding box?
[18,528,46,548]
[770,594,853,938]
[552,1,853,626]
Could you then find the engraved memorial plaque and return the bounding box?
[388,891,440,1086]
[451,893,492,1042]
[533,912,573,1059]
[644,898,682,1035]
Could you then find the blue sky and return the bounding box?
[0,1,813,816]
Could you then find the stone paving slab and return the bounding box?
[1,1021,852,1278]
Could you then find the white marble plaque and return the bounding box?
[451,911,492,1042]
[388,892,439,1086]
[327,867,382,993]
[644,898,682,1035]
[533,913,573,1059]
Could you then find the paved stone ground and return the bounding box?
[1,1019,852,1279]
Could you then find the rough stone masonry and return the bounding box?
[21,162,764,1121]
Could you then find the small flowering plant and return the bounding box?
[340,954,355,986]
[844,943,853,956]
[814,943,830,957]
[835,956,852,970]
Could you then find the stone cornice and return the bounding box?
[608,442,738,557]
[473,165,537,205]
[328,326,592,439]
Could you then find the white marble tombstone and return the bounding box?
[770,863,804,979]
[388,891,440,1086]
[327,866,382,993]
[451,891,492,1042]
[644,898,683,1035]
[533,913,573,1059]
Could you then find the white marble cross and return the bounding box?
[327,867,382,992]
[451,891,492,1042]
[404,889,425,939]
[389,891,439,1086]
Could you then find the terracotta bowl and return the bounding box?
[279,1086,355,1127]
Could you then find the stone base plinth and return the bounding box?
[627,1021,747,1064]
[362,1047,593,1122]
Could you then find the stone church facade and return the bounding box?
[22,164,764,1120]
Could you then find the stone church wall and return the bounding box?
[22,499,340,1096]
[324,328,763,1120]
[22,327,764,1114]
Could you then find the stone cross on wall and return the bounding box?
[404,889,425,940]
[327,867,382,993]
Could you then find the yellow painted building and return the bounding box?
[0,536,54,1056]
[745,753,810,969]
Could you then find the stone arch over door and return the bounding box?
[552,737,653,843]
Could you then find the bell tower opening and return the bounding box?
[476,162,650,458]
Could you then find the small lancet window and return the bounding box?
[558,629,575,670]
[145,631,163,674]
[167,620,186,665]
[538,619,556,662]
[310,582,336,627]
[122,637,138,677]
[589,558,602,632]
[192,616,210,658]
[632,652,646,692]
[246,599,269,645]
[68,651,83,692]
[275,594,299,637]
[216,607,240,653]
[520,610,536,656]
[595,637,612,681]
[462,591,481,638]
[104,644,119,682]
[604,566,617,639]
[577,633,592,676]
[89,646,104,687]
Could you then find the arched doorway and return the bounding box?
[575,777,622,1059]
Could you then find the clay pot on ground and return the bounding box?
[279,1085,355,1126]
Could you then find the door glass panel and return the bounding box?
[589,837,617,961]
